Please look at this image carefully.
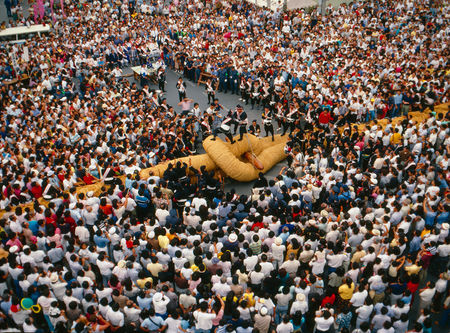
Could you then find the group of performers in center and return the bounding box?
[199,75,324,144]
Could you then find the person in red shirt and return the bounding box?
[81,169,98,185]
[99,198,113,217]
[63,211,77,234]
[30,182,43,199]
[321,289,336,307]
[44,208,57,228]
[319,109,333,128]
[407,274,420,304]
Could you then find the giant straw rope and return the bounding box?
[0,104,447,217]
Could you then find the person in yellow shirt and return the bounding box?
[337,278,355,312]
[404,258,422,276]
[390,128,402,145]
[136,271,153,289]
[351,245,366,264]
[158,233,169,249]
[242,287,255,307]
[339,278,355,300]
[146,257,163,278]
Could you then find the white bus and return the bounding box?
[0,24,51,43]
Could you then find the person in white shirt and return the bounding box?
[315,310,334,333]
[211,276,231,297]
[123,301,140,326]
[152,292,170,316]
[350,284,369,308]
[75,221,90,244]
[165,311,182,333]
[372,306,391,330]
[96,253,114,286]
[193,301,216,332]
[191,194,207,211]
[155,204,170,226]
[280,253,300,277]
[272,238,286,268]
[393,313,409,333]
[106,303,124,328]
[290,293,308,315]
[419,281,436,310]
[276,315,294,333]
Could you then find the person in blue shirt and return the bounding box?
[93,230,110,250]
[291,73,300,89]
[409,230,422,257]
[392,91,403,117]
[436,203,449,228]
[281,168,297,189]
[137,291,152,310]
[141,308,167,332]
[278,218,294,235]
[135,188,151,219]
[229,68,239,95]
[26,219,39,235]
[423,197,438,228]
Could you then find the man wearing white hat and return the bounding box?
[152,292,170,318]
[254,306,271,333]
[272,237,286,269]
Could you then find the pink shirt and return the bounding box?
[6,238,22,250]
[212,308,224,326]
[189,278,201,292]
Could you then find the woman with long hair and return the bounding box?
[223,290,236,321]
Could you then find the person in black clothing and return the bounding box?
[281,106,297,136]
[157,68,166,92]
[248,120,261,137]
[250,80,261,110]
[176,77,187,101]
[211,112,235,144]
[206,79,216,104]
[236,105,248,141]
[230,108,239,135]
[253,172,268,190]
[262,106,274,141]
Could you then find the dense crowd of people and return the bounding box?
[0,0,449,332]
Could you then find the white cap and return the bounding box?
[228,233,238,243]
